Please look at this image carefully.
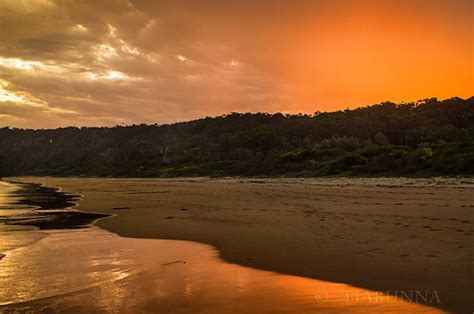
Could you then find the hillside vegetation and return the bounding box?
[1,97,473,177]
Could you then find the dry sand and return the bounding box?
[12,177,474,313]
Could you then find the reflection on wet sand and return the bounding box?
[0,227,444,313]
[0,182,46,258]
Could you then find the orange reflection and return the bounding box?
[0,227,445,313]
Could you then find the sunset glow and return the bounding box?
[0,0,472,128]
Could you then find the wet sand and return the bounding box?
[1,182,108,229]
[1,226,443,313]
[8,177,474,313]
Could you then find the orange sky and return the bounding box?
[0,0,472,128]
[285,1,473,110]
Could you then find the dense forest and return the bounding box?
[1,97,473,177]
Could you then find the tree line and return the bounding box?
[1,97,473,177]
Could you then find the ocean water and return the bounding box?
[0,181,444,313]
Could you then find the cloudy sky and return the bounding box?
[0,0,472,128]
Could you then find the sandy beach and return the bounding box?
[7,177,474,313]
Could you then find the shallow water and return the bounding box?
[0,182,44,255]
[0,228,445,313]
[0,181,444,313]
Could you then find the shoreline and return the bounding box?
[0,182,110,261]
[0,181,445,313]
[2,182,109,230]
[7,177,474,313]
[0,226,445,313]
